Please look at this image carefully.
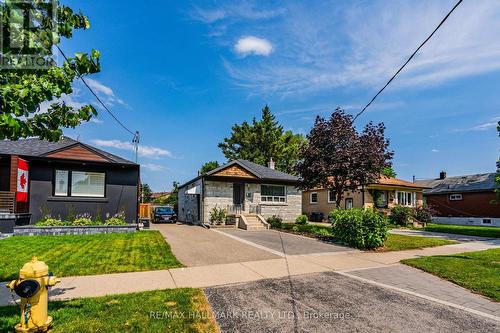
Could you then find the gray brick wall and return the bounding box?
[13,225,137,236]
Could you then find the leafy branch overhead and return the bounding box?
[218,105,306,175]
[0,1,101,141]
[296,108,394,207]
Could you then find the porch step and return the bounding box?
[239,214,268,230]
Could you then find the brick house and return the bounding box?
[416,172,499,227]
[302,176,427,221]
[178,159,301,229]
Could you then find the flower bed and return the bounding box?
[14,224,137,236]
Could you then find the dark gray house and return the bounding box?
[0,137,140,232]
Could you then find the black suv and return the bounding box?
[153,206,177,223]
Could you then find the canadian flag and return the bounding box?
[16,158,29,203]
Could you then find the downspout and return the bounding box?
[362,185,365,209]
[200,176,210,229]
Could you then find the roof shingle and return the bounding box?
[415,173,497,194]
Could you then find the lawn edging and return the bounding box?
[423,223,500,238]
[13,224,137,236]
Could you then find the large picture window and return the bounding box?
[396,191,415,207]
[261,185,286,203]
[54,170,105,198]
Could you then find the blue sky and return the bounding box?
[57,0,499,191]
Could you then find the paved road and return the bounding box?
[205,272,500,333]
[219,228,352,255]
[349,264,500,317]
[151,223,279,266]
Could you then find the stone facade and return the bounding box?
[178,180,302,224]
[13,225,137,236]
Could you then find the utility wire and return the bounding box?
[353,0,464,122]
[55,45,136,137]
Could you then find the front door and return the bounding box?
[233,183,245,210]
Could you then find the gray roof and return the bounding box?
[0,137,136,165]
[416,173,498,194]
[179,159,298,189]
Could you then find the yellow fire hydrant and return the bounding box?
[6,257,60,333]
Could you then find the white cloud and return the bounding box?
[431,149,440,153]
[213,0,500,96]
[86,78,114,96]
[235,36,273,56]
[91,139,173,158]
[453,117,500,132]
[85,78,127,107]
[141,163,166,172]
[191,2,285,23]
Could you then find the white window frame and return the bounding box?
[345,198,354,209]
[395,191,416,207]
[449,194,463,201]
[310,192,318,204]
[261,184,287,203]
[327,190,335,203]
[482,218,492,225]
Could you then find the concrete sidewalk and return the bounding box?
[1,240,499,322]
[390,228,500,244]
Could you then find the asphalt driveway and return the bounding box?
[219,229,352,255]
[205,272,500,333]
[151,223,279,266]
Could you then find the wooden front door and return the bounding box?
[233,183,245,208]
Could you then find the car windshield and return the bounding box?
[155,207,174,214]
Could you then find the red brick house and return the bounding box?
[416,172,499,227]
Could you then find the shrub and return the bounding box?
[105,217,128,226]
[295,214,308,225]
[209,207,227,225]
[36,218,68,226]
[330,208,388,249]
[72,218,94,226]
[413,205,434,223]
[389,205,414,226]
[267,215,283,228]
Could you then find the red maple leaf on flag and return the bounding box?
[20,173,27,189]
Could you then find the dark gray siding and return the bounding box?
[29,160,139,223]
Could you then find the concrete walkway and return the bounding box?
[1,239,499,322]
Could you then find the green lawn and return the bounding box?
[380,234,457,252]
[276,223,457,251]
[423,223,500,238]
[0,231,182,281]
[0,288,219,333]
[402,248,500,301]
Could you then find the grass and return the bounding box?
[275,223,457,251]
[379,234,457,252]
[402,248,500,301]
[423,223,500,238]
[0,231,183,281]
[0,288,219,333]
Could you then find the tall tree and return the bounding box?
[296,108,394,207]
[200,161,220,175]
[140,183,152,203]
[0,1,100,141]
[381,166,397,178]
[218,105,306,174]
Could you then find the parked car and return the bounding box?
[152,206,177,223]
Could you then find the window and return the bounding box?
[482,219,492,225]
[449,194,463,201]
[54,170,69,196]
[396,191,415,207]
[261,185,286,203]
[310,192,318,204]
[54,170,105,198]
[328,190,335,203]
[345,198,353,209]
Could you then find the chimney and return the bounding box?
[439,171,447,180]
[268,157,275,170]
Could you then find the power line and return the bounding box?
[55,45,136,137]
[353,0,464,122]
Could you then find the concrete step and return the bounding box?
[246,226,266,231]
